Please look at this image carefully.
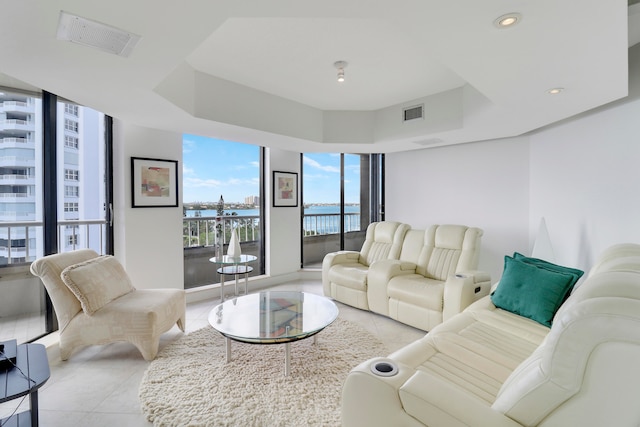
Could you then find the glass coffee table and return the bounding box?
[208,291,339,376]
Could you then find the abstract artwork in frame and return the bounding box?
[272,171,298,207]
[131,157,179,208]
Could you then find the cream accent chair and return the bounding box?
[322,221,410,310]
[368,224,490,331]
[342,243,640,427]
[30,249,186,361]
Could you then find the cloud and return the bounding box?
[303,155,340,173]
[183,177,223,188]
[184,176,258,189]
[183,165,195,175]
[182,139,196,154]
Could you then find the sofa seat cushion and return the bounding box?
[64,288,185,359]
[387,275,444,311]
[328,263,369,291]
[391,297,550,409]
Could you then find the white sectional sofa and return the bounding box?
[323,222,491,331]
[342,243,640,427]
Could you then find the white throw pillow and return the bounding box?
[61,255,135,315]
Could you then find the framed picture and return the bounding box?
[272,171,298,207]
[131,157,179,208]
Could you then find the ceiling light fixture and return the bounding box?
[494,13,522,29]
[547,87,564,95]
[334,61,348,83]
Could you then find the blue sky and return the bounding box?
[182,134,361,204]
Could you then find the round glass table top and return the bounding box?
[208,291,339,344]
[209,254,257,264]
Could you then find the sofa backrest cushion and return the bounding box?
[415,225,482,281]
[359,221,409,267]
[587,243,640,278]
[398,229,426,264]
[492,268,640,426]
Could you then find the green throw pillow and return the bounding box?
[513,252,584,290]
[491,255,578,327]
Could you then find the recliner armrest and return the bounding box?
[322,251,362,295]
[442,270,492,321]
[324,250,360,266]
[367,259,418,315]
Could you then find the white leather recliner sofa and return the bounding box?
[323,222,490,331]
[342,243,640,427]
[322,221,410,310]
[367,225,491,331]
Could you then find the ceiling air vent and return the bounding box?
[57,11,140,57]
[403,104,424,122]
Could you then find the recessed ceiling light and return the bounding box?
[547,88,564,95]
[494,13,522,29]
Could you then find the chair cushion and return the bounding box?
[490,255,577,327]
[61,255,135,315]
[387,275,444,311]
[328,263,369,291]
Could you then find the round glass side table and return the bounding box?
[209,254,257,301]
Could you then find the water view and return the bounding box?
[184,204,360,217]
[184,204,362,235]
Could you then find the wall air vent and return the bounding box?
[403,104,424,122]
[57,11,140,57]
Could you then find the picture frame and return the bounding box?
[131,157,179,208]
[272,171,298,207]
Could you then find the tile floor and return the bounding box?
[0,279,426,427]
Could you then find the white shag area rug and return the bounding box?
[139,318,387,427]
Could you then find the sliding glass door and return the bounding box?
[181,136,265,288]
[301,153,384,267]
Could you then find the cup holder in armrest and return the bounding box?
[370,359,399,377]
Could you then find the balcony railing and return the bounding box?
[183,215,260,247]
[0,119,34,131]
[302,212,361,236]
[0,137,32,144]
[0,219,107,265]
[182,212,361,248]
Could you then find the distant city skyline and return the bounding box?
[182,135,361,204]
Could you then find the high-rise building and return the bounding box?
[0,90,105,265]
[244,195,259,206]
[0,91,37,264]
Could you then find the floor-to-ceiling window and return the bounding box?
[301,153,384,267]
[0,88,112,344]
[182,135,264,288]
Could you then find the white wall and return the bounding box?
[386,137,530,281]
[265,147,301,280]
[112,121,184,290]
[529,83,640,272]
[386,44,640,282]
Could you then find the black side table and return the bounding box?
[0,343,50,427]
